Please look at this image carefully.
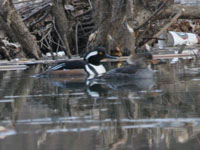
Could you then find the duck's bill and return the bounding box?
[151,59,167,65]
[105,54,117,59]
[151,59,158,64]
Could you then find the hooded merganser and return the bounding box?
[97,52,155,80]
[35,47,116,78]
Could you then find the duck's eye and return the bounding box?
[99,52,103,55]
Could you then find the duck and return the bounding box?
[35,47,116,79]
[94,52,155,81]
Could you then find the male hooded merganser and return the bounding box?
[97,52,155,80]
[35,47,116,78]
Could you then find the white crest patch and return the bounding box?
[85,51,98,60]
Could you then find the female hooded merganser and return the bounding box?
[97,52,155,80]
[85,52,156,92]
[35,47,116,78]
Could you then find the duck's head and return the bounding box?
[84,47,116,65]
[127,52,153,67]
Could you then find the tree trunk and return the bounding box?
[91,0,136,55]
[0,0,41,59]
[51,0,72,58]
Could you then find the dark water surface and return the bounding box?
[1,60,200,150]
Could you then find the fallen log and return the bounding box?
[160,4,200,19]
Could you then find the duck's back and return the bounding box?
[101,64,154,80]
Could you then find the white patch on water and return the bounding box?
[1,118,200,137]
[2,117,200,125]
[0,99,14,103]
[4,93,84,98]
[192,78,200,81]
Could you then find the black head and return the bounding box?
[84,47,116,65]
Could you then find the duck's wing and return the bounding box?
[106,65,138,74]
[34,60,86,77]
[96,65,137,80]
[48,60,86,71]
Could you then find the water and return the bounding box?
[0,60,200,150]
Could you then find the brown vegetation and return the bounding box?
[0,0,200,60]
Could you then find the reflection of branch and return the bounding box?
[110,129,128,150]
[196,134,200,145]
[110,138,126,150]
[37,132,47,149]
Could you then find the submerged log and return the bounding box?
[0,0,41,59]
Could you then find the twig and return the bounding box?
[88,0,93,9]
[49,39,65,49]
[37,26,52,43]
[75,22,80,55]
[52,18,68,56]
[75,8,93,18]
[55,39,60,53]
[142,37,166,40]
[44,38,55,59]
[29,11,49,28]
